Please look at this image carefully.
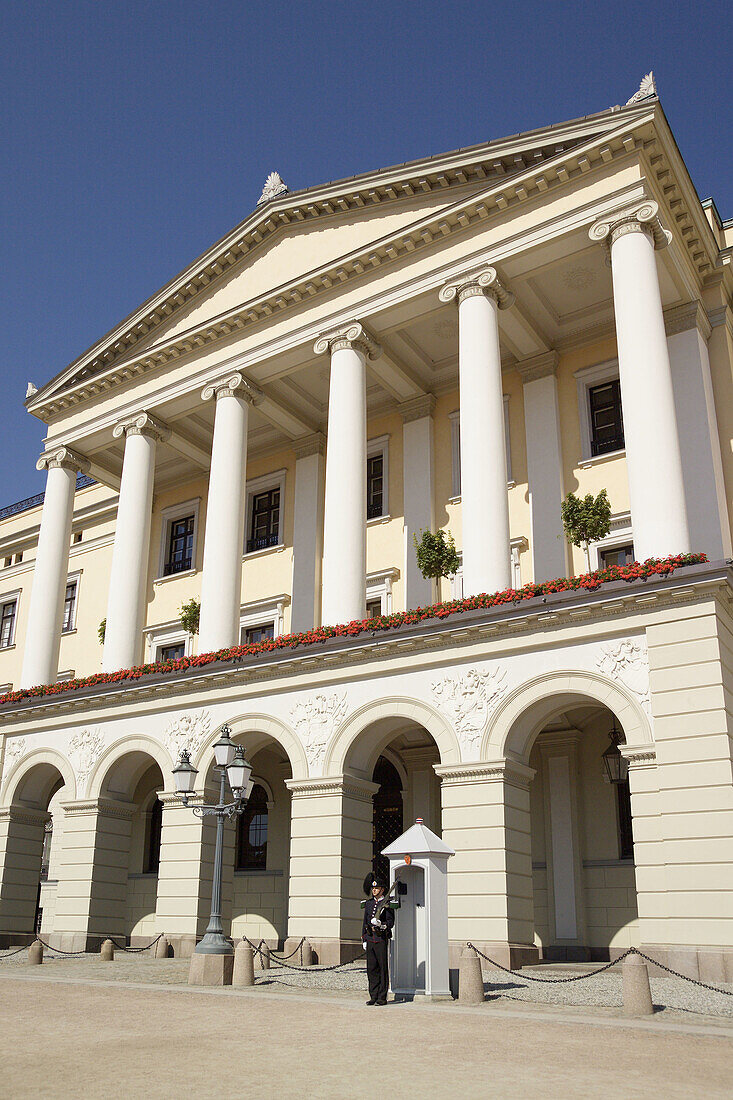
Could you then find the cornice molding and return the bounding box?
[112,411,170,443]
[36,446,90,476]
[664,300,712,340]
[621,746,657,767]
[313,321,382,360]
[59,796,136,819]
[434,760,535,786]
[285,775,379,801]
[398,394,436,423]
[439,264,514,309]
[0,806,50,826]
[515,351,559,383]
[293,431,326,460]
[31,114,660,420]
[707,304,733,337]
[589,199,671,252]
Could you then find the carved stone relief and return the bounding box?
[69,727,106,784]
[163,709,212,761]
[432,666,508,758]
[2,736,27,784]
[596,639,651,714]
[291,691,348,772]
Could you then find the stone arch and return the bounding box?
[249,774,275,804]
[87,736,174,800]
[484,670,653,766]
[323,696,461,778]
[193,713,308,781]
[2,747,77,807]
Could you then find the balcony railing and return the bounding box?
[163,557,193,577]
[246,533,280,554]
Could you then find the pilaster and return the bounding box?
[400,395,436,610]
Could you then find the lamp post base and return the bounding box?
[188,952,234,986]
[194,931,234,955]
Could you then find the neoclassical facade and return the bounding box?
[2,78,733,978]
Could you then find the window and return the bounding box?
[450,541,526,599]
[599,543,635,569]
[164,515,195,576]
[3,557,11,569]
[245,471,286,555]
[0,598,17,648]
[367,437,389,519]
[576,360,625,463]
[157,642,185,662]
[40,819,53,881]
[589,380,624,457]
[617,778,634,861]
[366,569,398,617]
[73,532,83,544]
[14,552,22,565]
[241,623,275,645]
[62,580,78,632]
[247,488,280,553]
[56,670,76,682]
[449,398,512,498]
[366,598,382,619]
[145,624,189,663]
[157,499,200,579]
[144,798,163,874]
[236,784,268,869]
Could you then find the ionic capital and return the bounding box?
[201,371,263,404]
[36,446,90,475]
[439,265,514,310]
[589,200,672,252]
[112,411,170,443]
[313,321,382,360]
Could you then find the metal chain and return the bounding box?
[243,937,358,973]
[467,943,733,995]
[35,937,89,957]
[264,937,305,962]
[0,944,29,959]
[108,934,163,953]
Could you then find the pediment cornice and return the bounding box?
[29,100,710,420]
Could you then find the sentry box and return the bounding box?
[382,817,455,999]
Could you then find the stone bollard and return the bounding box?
[458,946,485,1004]
[100,939,115,962]
[622,953,654,1016]
[28,940,43,966]
[154,936,170,959]
[233,941,255,987]
[258,941,271,970]
[300,940,314,967]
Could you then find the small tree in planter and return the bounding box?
[98,619,106,645]
[561,489,612,573]
[413,529,461,585]
[179,598,200,637]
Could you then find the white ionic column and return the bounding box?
[400,395,436,609]
[103,413,167,672]
[440,267,513,595]
[518,353,568,582]
[198,372,254,654]
[20,447,89,688]
[590,202,690,560]
[290,433,325,633]
[315,322,381,626]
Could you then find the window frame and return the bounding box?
[366,435,389,522]
[157,499,200,581]
[244,471,286,556]
[449,538,528,599]
[239,595,288,644]
[144,620,192,664]
[156,641,186,663]
[61,572,81,634]
[449,397,512,501]
[365,568,399,616]
[0,591,20,649]
[236,782,270,870]
[575,360,626,464]
[589,512,634,572]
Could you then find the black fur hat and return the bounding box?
[363,870,388,896]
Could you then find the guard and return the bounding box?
[362,871,395,1005]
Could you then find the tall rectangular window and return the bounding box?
[164,515,195,576]
[367,453,384,520]
[589,380,624,457]
[247,489,280,553]
[0,599,17,648]
[62,580,77,632]
[599,543,635,569]
[617,779,634,861]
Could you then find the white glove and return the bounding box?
[370,916,379,926]
[362,941,367,950]
[371,917,385,930]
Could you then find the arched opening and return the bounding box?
[524,702,639,961]
[0,757,71,943]
[371,757,403,881]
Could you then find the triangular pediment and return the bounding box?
[30,100,663,414]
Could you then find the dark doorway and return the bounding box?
[372,756,403,881]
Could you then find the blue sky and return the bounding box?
[2,0,731,503]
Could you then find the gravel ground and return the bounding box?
[2,947,733,1018]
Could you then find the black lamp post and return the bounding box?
[173,725,253,956]
[601,721,628,785]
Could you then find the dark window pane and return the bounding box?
[237,784,268,869]
[164,515,195,575]
[145,799,163,874]
[242,623,275,645]
[617,779,634,861]
[367,453,384,519]
[0,600,16,647]
[247,489,280,553]
[62,581,77,632]
[589,380,624,457]
[366,599,382,619]
[600,544,635,569]
[371,756,403,883]
[158,643,185,662]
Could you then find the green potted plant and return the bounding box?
[179,598,200,637]
[413,529,461,583]
[560,489,612,573]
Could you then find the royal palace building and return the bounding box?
[1,76,733,979]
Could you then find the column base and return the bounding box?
[628,944,733,985]
[188,952,234,986]
[448,940,539,972]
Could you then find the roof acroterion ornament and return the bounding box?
[257,171,289,205]
[25,382,38,399]
[626,72,657,106]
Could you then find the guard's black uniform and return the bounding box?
[362,894,395,1004]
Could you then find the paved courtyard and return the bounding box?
[2,959,733,1098]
